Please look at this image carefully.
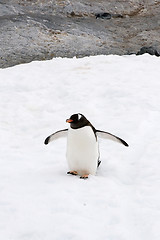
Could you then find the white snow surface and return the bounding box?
[0,54,160,240]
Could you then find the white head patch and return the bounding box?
[78,113,82,121]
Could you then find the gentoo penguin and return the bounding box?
[44,113,129,179]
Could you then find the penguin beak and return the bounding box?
[66,119,73,123]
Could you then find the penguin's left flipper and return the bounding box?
[96,130,129,147]
[44,129,68,145]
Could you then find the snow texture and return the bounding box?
[0,54,160,240]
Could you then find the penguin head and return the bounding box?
[66,113,89,129]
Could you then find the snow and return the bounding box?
[0,54,160,240]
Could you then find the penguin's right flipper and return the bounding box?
[44,129,68,145]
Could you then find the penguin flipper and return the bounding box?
[44,129,68,145]
[96,130,129,147]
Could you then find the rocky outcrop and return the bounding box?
[0,0,160,68]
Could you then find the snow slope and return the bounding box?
[0,55,160,240]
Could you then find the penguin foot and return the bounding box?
[80,174,89,179]
[67,171,78,176]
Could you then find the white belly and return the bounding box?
[66,126,99,176]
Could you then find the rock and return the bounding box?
[136,47,160,56]
[95,13,123,19]
[0,1,160,68]
[95,13,112,19]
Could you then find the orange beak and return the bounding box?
[66,119,73,123]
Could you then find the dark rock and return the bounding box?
[95,13,112,19]
[136,47,160,57]
[95,13,123,19]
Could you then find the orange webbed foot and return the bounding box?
[67,171,78,176]
[80,174,89,179]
